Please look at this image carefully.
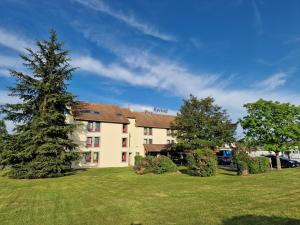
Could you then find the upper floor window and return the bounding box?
[144,139,148,144]
[87,121,93,132]
[122,138,127,147]
[167,140,171,144]
[94,137,100,147]
[87,121,101,132]
[123,124,128,133]
[171,140,175,144]
[86,137,93,147]
[144,127,153,135]
[167,129,172,136]
[95,122,101,132]
[148,139,153,144]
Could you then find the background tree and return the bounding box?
[171,95,236,151]
[239,99,300,170]
[0,30,78,178]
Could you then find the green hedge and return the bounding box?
[248,157,270,174]
[133,155,177,174]
[186,149,217,177]
[234,150,270,175]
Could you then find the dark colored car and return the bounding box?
[265,155,300,168]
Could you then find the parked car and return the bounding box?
[265,155,300,168]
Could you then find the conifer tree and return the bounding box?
[0,120,9,168]
[1,30,79,178]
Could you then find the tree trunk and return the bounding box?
[275,152,281,170]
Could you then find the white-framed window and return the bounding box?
[144,139,148,144]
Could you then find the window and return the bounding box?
[144,127,148,135]
[121,152,127,162]
[149,128,153,135]
[122,138,127,147]
[94,137,100,147]
[171,140,175,144]
[136,152,140,156]
[83,152,91,163]
[167,129,171,136]
[86,137,92,147]
[123,124,128,133]
[144,139,148,144]
[93,152,99,163]
[167,140,171,144]
[95,122,100,132]
[87,121,93,131]
[148,139,153,144]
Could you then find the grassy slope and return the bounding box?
[0,168,300,225]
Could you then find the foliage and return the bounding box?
[239,99,300,169]
[236,161,248,176]
[0,120,9,168]
[0,31,79,178]
[186,149,217,177]
[248,157,270,174]
[133,155,177,174]
[171,95,236,151]
[232,150,250,164]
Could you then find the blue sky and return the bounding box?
[0,0,300,133]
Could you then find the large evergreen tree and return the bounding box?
[171,95,236,150]
[0,120,9,168]
[1,31,78,178]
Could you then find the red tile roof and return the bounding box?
[73,102,134,124]
[133,112,175,129]
[73,102,176,128]
[143,144,172,153]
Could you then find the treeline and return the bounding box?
[0,31,300,179]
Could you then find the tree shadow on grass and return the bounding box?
[223,215,300,225]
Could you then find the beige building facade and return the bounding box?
[68,102,176,168]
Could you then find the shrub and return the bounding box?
[233,150,250,164]
[133,155,177,174]
[236,161,249,176]
[134,155,144,169]
[258,157,270,173]
[155,156,178,174]
[186,149,217,177]
[248,157,270,174]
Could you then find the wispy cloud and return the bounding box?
[74,0,176,41]
[256,72,288,90]
[0,27,33,53]
[122,103,177,116]
[251,0,263,35]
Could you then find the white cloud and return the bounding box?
[123,103,177,116]
[0,27,33,53]
[257,72,288,90]
[74,0,176,41]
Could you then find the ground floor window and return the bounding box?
[93,152,99,163]
[122,152,127,162]
[83,152,91,163]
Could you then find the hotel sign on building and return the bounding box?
[67,102,176,168]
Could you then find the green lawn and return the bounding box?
[0,167,300,225]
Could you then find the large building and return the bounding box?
[67,102,176,168]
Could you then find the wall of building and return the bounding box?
[69,115,177,168]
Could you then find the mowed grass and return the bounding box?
[0,167,300,225]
